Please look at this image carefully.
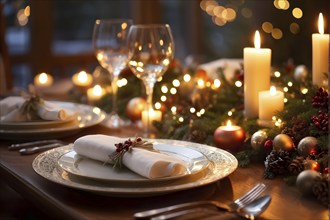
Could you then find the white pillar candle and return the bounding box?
[142,109,162,130]
[34,72,54,87]
[312,13,329,87]
[87,84,106,102]
[244,31,271,118]
[72,71,93,87]
[259,86,284,122]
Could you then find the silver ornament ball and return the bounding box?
[297,136,318,157]
[273,134,294,151]
[296,170,321,195]
[251,130,268,150]
[294,65,308,82]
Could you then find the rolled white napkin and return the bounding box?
[73,135,188,179]
[0,96,73,122]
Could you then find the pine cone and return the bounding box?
[265,150,291,175]
[312,175,329,207]
[281,117,309,145]
[288,156,305,175]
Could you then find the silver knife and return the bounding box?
[19,142,64,155]
[8,139,62,151]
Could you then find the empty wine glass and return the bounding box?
[92,19,132,128]
[127,24,174,137]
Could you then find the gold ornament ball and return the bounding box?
[273,134,294,151]
[251,130,268,150]
[296,170,321,195]
[297,136,318,157]
[126,97,146,121]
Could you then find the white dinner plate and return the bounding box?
[0,101,106,140]
[57,142,209,183]
[33,139,238,197]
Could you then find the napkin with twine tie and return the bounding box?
[73,134,188,179]
[0,96,73,122]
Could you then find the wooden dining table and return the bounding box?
[0,124,328,220]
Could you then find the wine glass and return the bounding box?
[92,19,132,128]
[127,24,175,137]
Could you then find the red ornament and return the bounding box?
[213,123,245,152]
[304,160,321,172]
[264,139,273,151]
[323,167,329,174]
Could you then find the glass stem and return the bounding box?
[110,75,119,114]
[144,81,154,137]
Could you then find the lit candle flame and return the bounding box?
[78,71,88,83]
[39,73,48,84]
[318,13,324,34]
[254,30,261,49]
[270,86,277,96]
[226,120,232,127]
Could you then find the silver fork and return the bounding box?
[134,183,266,219]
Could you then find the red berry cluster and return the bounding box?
[114,137,142,152]
[311,110,329,132]
[312,88,328,109]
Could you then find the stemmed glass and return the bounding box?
[127,24,175,137]
[92,19,132,128]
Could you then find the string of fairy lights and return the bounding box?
[199,0,304,40]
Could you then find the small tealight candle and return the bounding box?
[87,84,106,102]
[213,120,246,152]
[141,108,162,131]
[34,72,54,87]
[258,86,284,126]
[72,71,93,87]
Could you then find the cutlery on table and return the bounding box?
[134,183,266,219]
[8,139,64,151]
[151,195,272,220]
[19,142,66,155]
[8,139,67,155]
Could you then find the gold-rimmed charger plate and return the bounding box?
[33,139,238,197]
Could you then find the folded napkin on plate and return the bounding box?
[0,96,73,122]
[73,134,187,179]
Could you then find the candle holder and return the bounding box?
[213,120,246,152]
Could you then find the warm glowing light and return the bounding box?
[262,22,273,33]
[178,117,184,122]
[292,8,303,19]
[235,81,242,87]
[171,106,177,113]
[39,73,48,84]
[272,28,283,39]
[270,86,277,96]
[213,79,221,88]
[274,71,281,77]
[228,111,233,116]
[190,107,196,113]
[160,95,167,102]
[200,109,205,115]
[196,112,201,117]
[284,98,288,103]
[241,7,252,18]
[78,71,88,82]
[170,88,177,95]
[183,74,191,82]
[197,79,205,88]
[155,102,161,110]
[301,88,308,94]
[87,85,105,101]
[172,79,180,87]
[283,87,288,92]
[161,85,168,93]
[318,13,324,34]
[226,120,232,127]
[287,81,293,87]
[117,78,128,87]
[92,85,103,96]
[24,6,30,16]
[254,30,261,49]
[121,22,127,30]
